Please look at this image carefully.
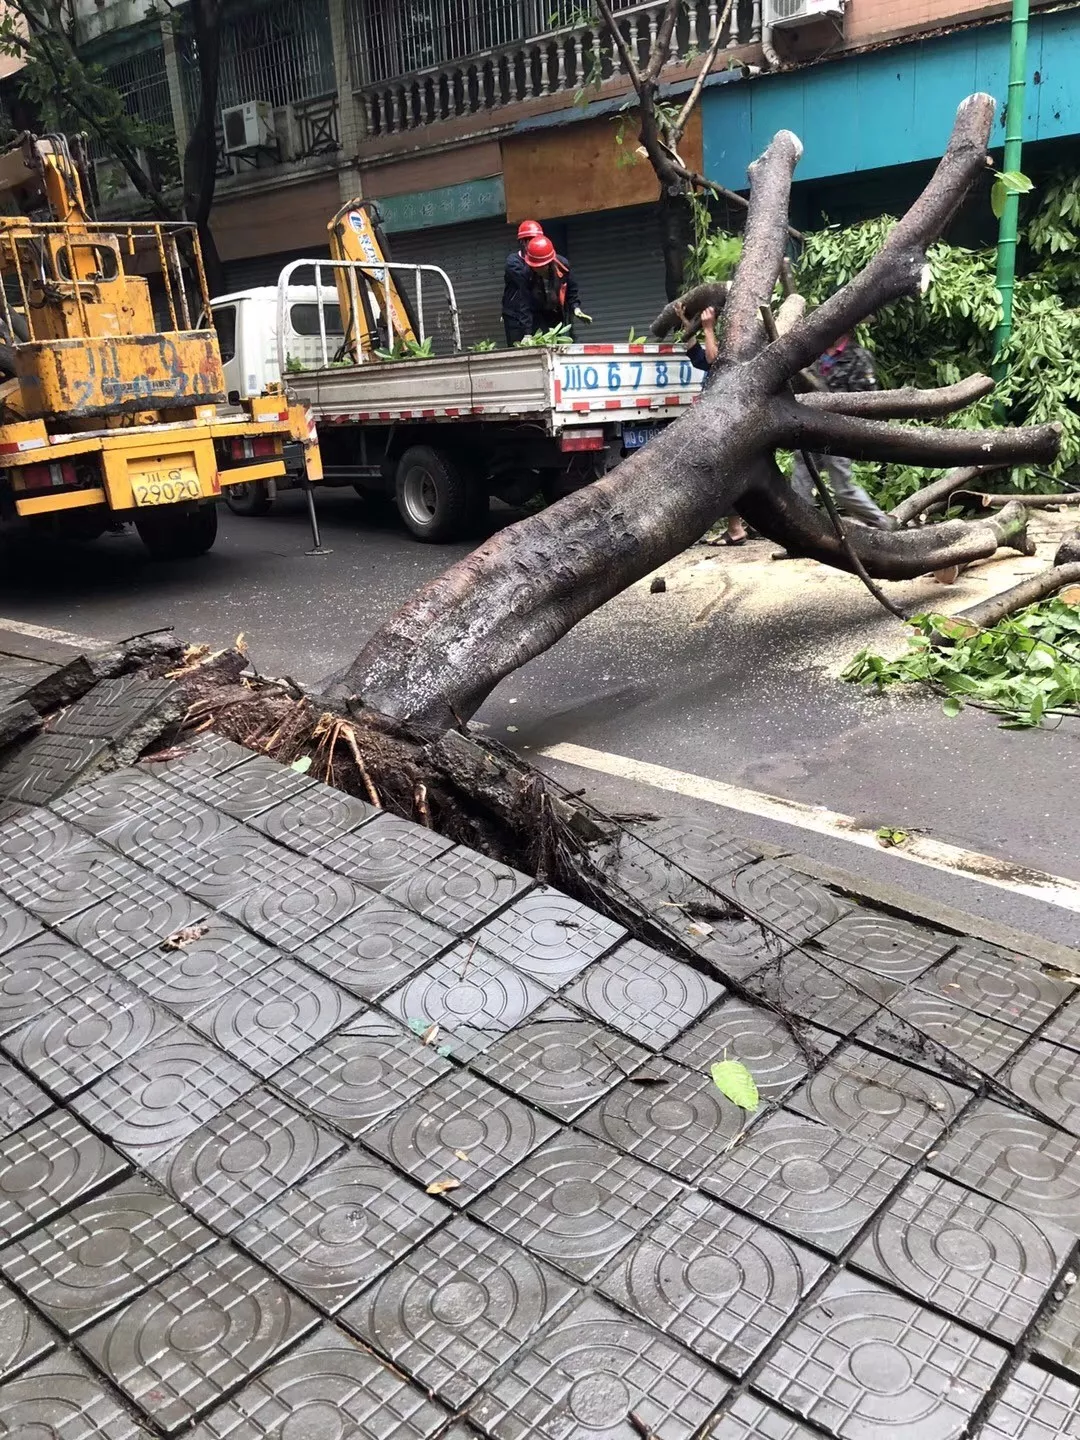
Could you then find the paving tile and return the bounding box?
[148,1085,342,1234]
[754,1271,1005,1439]
[0,1349,151,1438]
[363,1070,558,1206]
[188,957,361,1077]
[341,1214,576,1405]
[144,733,257,784]
[71,1030,258,1166]
[0,1110,128,1244]
[811,907,955,982]
[469,1292,729,1440]
[382,942,548,1057]
[311,811,454,890]
[598,1190,827,1376]
[1035,1285,1080,1376]
[472,886,626,987]
[271,1012,452,1137]
[786,1043,968,1162]
[2,978,172,1099]
[295,896,456,1000]
[0,932,112,1038]
[585,832,722,913]
[700,1112,907,1256]
[0,733,111,806]
[745,950,896,1036]
[468,1000,651,1121]
[667,997,837,1101]
[628,815,762,887]
[53,674,178,740]
[1041,994,1080,1054]
[678,911,789,981]
[470,1131,683,1281]
[566,939,723,1049]
[0,805,92,874]
[727,859,852,942]
[710,1393,822,1439]
[0,1177,216,1335]
[78,1242,319,1435]
[578,1058,751,1180]
[173,827,285,907]
[386,847,532,934]
[117,917,281,1018]
[0,1057,51,1137]
[108,797,243,878]
[851,1170,1073,1344]
[189,1324,454,1440]
[0,893,41,957]
[979,1360,1080,1439]
[916,940,1072,1032]
[58,880,211,968]
[248,783,376,854]
[224,858,372,949]
[929,1100,1080,1229]
[50,767,176,837]
[0,1275,54,1379]
[1,837,150,924]
[1006,1040,1080,1137]
[235,1149,446,1313]
[861,991,1028,1079]
[179,753,318,822]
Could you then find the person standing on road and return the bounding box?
[687,306,747,545]
[502,219,544,346]
[791,335,893,528]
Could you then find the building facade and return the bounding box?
[7,0,1080,341]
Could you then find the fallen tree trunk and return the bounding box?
[952,561,1080,631]
[332,94,1059,732]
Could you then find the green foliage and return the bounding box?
[468,339,498,352]
[991,169,1034,220]
[515,324,574,348]
[374,336,435,362]
[842,598,1080,728]
[710,1060,760,1111]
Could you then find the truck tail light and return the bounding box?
[21,461,78,491]
[559,429,605,453]
[230,436,278,460]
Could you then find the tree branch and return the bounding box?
[650,281,731,338]
[672,0,735,139]
[593,0,644,91]
[720,130,802,362]
[644,0,682,82]
[798,374,995,419]
[954,562,1080,630]
[889,465,998,524]
[780,401,1061,469]
[754,93,997,389]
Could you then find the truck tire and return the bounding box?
[394,445,470,542]
[135,502,218,560]
[224,481,273,516]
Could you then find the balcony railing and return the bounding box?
[355,0,762,138]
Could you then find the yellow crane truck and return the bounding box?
[0,132,322,559]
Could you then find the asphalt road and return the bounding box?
[2,488,1077,949]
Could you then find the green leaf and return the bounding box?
[291,756,312,773]
[942,696,963,717]
[710,1060,760,1112]
[991,181,1007,220]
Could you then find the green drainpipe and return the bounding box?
[992,0,1030,378]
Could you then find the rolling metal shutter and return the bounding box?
[388,216,516,351]
[221,245,331,295]
[562,205,669,344]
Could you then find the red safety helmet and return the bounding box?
[517,219,544,241]
[523,235,557,269]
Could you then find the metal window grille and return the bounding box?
[183,0,337,118]
[87,46,174,161]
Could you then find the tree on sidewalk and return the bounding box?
[0,0,227,289]
[332,94,1059,731]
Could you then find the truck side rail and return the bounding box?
[275,257,462,377]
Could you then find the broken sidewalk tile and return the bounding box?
[665,997,837,1103]
[744,950,896,1036]
[859,991,1028,1080]
[915,939,1072,1032]
[811,907,956,982]
[51,673,179,742]
[0,732,113,808]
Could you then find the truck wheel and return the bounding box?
[135,502,218,560]
[395,445,470,542]
[224,481,272,516]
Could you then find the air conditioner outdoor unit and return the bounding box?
[766,0,844,28]
[222,100,276,155]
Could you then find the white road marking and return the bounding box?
[541,742,1080,917]
[0,618,111,650]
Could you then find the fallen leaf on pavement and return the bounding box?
[426,1178,461,1196]
[161,924,209,951]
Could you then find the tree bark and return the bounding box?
[336,94,1061,731]
[183,0,226,294]
[953,562,1080,629]
[889,466,999,525]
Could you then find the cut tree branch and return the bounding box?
[798,374,994,419]
[953,562,1080,629]
[650,281,731,339]
[889,465,999,524]
[952,490,1080,508]
[754,93,997,389]
[721,130,803,362]
[780,401,1061,469]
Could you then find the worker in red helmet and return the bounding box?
[502,220,545,345]
[519,234,588,340]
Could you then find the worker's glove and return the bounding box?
[575,309,593,323]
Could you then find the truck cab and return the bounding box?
[206,286,345,403]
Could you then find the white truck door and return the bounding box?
[210,303,243,402]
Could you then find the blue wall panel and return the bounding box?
[703,12,1080,191]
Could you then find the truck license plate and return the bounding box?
[131,468,202,506]
[623,425,656,450]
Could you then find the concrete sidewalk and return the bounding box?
[0,718,1078,1437]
